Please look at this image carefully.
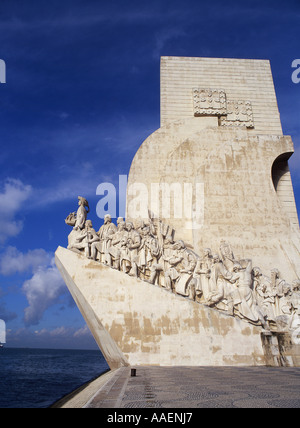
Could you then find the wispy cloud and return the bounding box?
[0,247,51,276]
[0,179,32,244]
[22,257,67,326]
[0,246,71,328]
[11,118,157,209]
[6,324,98,349]
[153,27,187,58]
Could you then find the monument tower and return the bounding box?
[127,57,299,283]
[56,57,300,368]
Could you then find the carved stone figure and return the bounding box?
[205,255,235,309]
[84,220,100,259]
[275,283,296,331]
[271,268,287,317]
[67,227,86,254]
[149,235,174,286]
[137,225,160,278]
[280,283,293,314]
[291,280,300,316]
[74,196,90,230]
[219,240,236,271]
[163,240,196,300]
[175,247,197,300]
[125,222,141,277]
[195,248,213,301]
[230,260,269,330]
[163,240,185,292]
[68,219,98,258]
[92,214,117,264]
[108,217,127,270]
[253,267,276,322]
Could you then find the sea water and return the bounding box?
[0,348,109,408]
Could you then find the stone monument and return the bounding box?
[56,57,300,368]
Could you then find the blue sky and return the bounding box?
[0,0,299,349]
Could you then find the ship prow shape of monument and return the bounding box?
[56,199,300,367]
[56,57,300,367]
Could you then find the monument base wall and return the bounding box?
[55,246,271,368]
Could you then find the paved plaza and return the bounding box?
[75,366,300,409]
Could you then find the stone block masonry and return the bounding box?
[160,56,282,135]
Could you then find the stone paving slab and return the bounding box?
[85,366,300,409]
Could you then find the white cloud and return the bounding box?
[7,324,97,349]
[0,246,70,328]
[73,324,91,338]
[22,258,67,326]
[0,246,51,276]
[33,325,93,341]
[0,178,32,244]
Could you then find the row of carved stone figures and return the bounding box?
[65,197,300,332]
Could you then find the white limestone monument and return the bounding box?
[56,57,300,368]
